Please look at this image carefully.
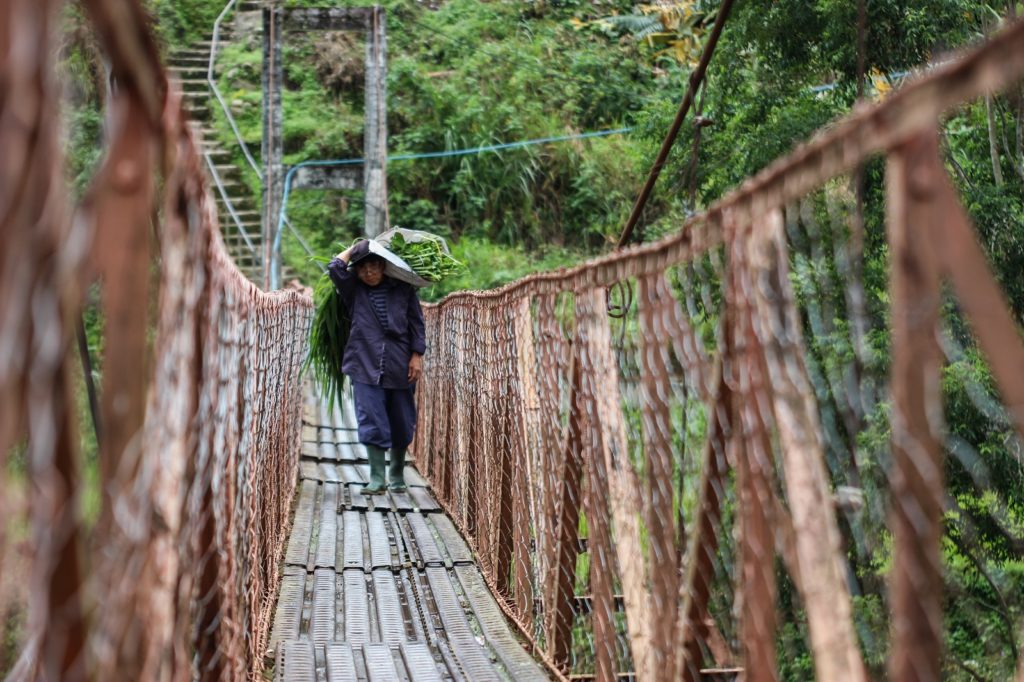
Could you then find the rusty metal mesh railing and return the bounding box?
[1,0,311,679]
[413,18,1024,682]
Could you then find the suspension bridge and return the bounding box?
[3,1,1024,681]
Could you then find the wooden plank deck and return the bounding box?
[268,387,550,681]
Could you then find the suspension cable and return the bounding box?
[615,0,735,249]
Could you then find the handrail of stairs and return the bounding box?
[208,0,263,182]
[286,217,322,266]
[207,0,328,284]
[208,0,320,284]
[205,152,259,258]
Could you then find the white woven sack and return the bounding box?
[371,227,452,288]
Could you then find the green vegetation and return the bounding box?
[384,232,465,282]
[306,273,351,413]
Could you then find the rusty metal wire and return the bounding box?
[413,18,1024,682]
[1,0,311,679]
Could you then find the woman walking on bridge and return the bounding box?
[329,240,425,494]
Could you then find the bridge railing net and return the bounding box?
[1,1,311,679]
[413,19,1024,682]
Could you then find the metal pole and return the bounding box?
[262,5,283,289]
[615,0,735,249]
[363,5,388,238]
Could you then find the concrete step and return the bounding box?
[225,247,261,260]
[170,54,212,65]
[221,217,261,228]
[182,105,211,121]
[169,68,208,81]
[222,240,262,253]
[216,198,258,212]
[212,185,255,197]
[222,247,262,260]
[211,163,244,175]
[180,82,210,94]
[214,188,256,201]
[169,62,208,72]
[187,122,219,136]
[213,184,252,197]
[219,214,261,230]
[220,208,261,219]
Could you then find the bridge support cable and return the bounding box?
[209,0,264,183]
[615,0,736,249]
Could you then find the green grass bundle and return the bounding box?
[387,232,465,282]
[306,272,350,412]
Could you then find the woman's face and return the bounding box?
[356,259,385,287]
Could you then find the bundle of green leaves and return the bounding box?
[306,272,350,413]
[386,232,465,283]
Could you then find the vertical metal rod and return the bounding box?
[886,128,945,682]
[262,6,283,289]
[732,226,778,682]
[363,5,388,238]
[547,348,583,670]
[637,273,680,680]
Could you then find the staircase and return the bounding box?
[168,11,265,284]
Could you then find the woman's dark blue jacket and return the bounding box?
[327,257,426,389]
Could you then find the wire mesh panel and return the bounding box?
[412,18,1024,682]
[0,0,311,679]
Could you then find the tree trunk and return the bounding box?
[986,95,1005,186]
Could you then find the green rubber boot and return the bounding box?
[388,447,407,492]
[363,445,387,495]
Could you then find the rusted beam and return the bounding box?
[730,211,778,682]
[262,5,283,288]
[546,350,584,669]
[512,297,537,627]
[536,294,566,588]
[577,287,652,681]
[676,355,731,682]
[747,207,865,681]
[637,273,680,680]
[87,92,155,523]
[512,317,536,622]
[1,1,86,678]
[676,212,736,682]
[934,158,1024,446]
[574,308,617,682]
[885,127,945,682]
[363,6,388,237]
